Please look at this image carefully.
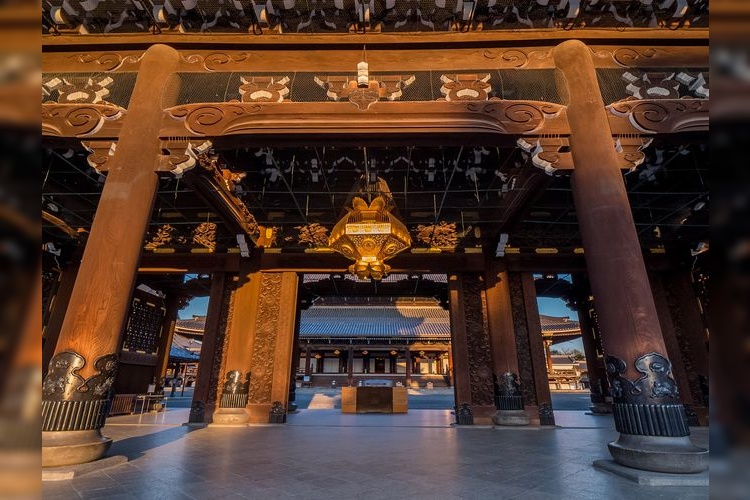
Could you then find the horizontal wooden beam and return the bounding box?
[41,28,709,51]
[138,252,241,273]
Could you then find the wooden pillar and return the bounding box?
[213,258,261,424]
[189,272,229,424]
[554,39,706,472]
[570,277,612,414]
[484,257,529,422]
[246,272,299,424]
[347,346,354,386]
[404,345,411,385]
[448,274,495,424]
[42,44,182,467]
[304,345,312,376]
[42,259,80,376]
[153,293,183,391]
[649,269,709,425]
[520,272,555,425]
[543,340,553,374]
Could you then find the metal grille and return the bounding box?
[42,72,137,108]
[596,68,710,104]
[174,69,562,105]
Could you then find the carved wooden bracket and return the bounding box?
[82,140,116,173]
[42,103,125,138]
[608,99,709,134]
[182,153,261,245]
[157,139,213,177]
[517,135,653,174]
[164,100,567,138]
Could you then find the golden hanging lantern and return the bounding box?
[328,194,411,281]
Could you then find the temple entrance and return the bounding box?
[293,273,456,417]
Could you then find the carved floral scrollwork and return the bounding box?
[480,49,530,68]
[42,104,125,137]
[609,99,708,134]
[463,101,564,134]
[74,52,145,71]
[415,221,459,248]
[248,274,283,405]
[181,52,255,71]
[612,48,658,67]
[463,275,495,407]
[193,222,217,251]
[295,223,329,247]
[168,104,263,135]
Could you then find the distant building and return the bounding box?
[548,355,588,391]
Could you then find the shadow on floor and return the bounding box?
[107,425,202,461]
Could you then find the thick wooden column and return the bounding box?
[304,345,312,376]
[41,44,182,467]
[153,294,183,391]
[213,258,261,424]
[189,272,230,424]
[247,272,299,424]
[448,274,495,425]
[521,272,555,425]
[649,269,709,425]
[404,345,411,385]
[554,40,706,472]
[570,276,612,414]
[347,346,354,386]
[42,260,80,376]
[484,257,530,424]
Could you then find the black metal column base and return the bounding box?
[455,403,473,425]
[268,401,287,424]
[608,434,708,474]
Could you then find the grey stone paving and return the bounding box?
[43,408,709,500]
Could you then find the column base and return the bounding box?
[608,434,708,474]
[493,409,531,426]
[212,407,250,426]
[589,403,613,415]
[42,429,112,468]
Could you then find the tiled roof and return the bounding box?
[300,304,451,339]
[539,314,580,333]
[176,316,206,333]
[169,344,200,362]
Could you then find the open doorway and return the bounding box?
[294,273,455,413]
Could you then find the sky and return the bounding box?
[179,290,584,353]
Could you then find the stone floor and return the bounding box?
[42,408,709,500]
